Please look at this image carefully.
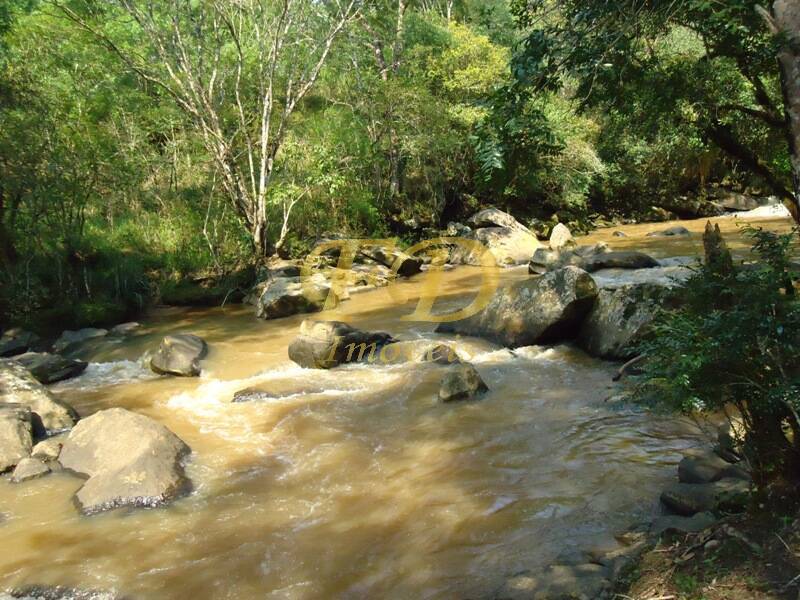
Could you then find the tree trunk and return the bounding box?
[773,0,800,224]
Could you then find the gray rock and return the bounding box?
[3,586,122,599]
[253,273,340,320]
[678,450,750,484]
[358,246,423,277]
[11,457,50,483]
[497,564,611,600]
[149,334,208,377]
[0,329,41,358]
[467,208,530,233]
[59,408,191,515]
[577,284,667,360]
[612,231,627,238]
[108,322,141,336]
[646,226,691,237]
[660,479,751,516]
[0,360,79,434]
[14,352,87,384]
[528,243,612,275]
[288,320,395,369]
[0,404,33,473]
[549,223,575,249]
[438,363,488,402]
[651,511,718,536]
[378,341,462,365]
[31,435,65,461]
[584,251,660,272]
[52,328,108,353]
[437,267,599,348]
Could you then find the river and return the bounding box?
[0,213,793,599]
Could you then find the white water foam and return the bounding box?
[726,203,791,219]
[52,359,159,391]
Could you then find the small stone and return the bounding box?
[109,322,141,336]
[612,231,627,237]
[11,457,51,483]
[646,226,690,237]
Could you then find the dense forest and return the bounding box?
[1,0,799,331]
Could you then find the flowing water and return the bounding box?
[0,214,794,599]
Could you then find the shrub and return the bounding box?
[636,226,800,487]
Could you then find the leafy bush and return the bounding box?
[636,227,800,486]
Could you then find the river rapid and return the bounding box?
[0,214,794,599]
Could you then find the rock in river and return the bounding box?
[0,360,79,434]
[288,320,395,369]
[150,334,208,377]
[437,266,599,348]
[0,328,41,358]
[358,245,423,277]
[0,404,33,473]
[646,225,690,237]
[549,223,575,249]
[59,408,191,515]
[438,363,488,402]
[660,479,751,516]
[678,450,750,484]
[10,457,50,483]
[14,352,88,384]
[253,273,339,320]
[577,284,668,360]
[52,328,108,354]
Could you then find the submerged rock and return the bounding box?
[59,408,191,515]
[379,341,462,365]
[438,363,488,402]
[149,334,208,377]
[437,266,599,348]
[646,226,690,237]
[577,284,668,360]
[0,329,41,358]
[14,352,88,384]
[0,360,79,434]
[10,457,50,483]
[498,563,611,600]
[108,322,141,337]
[52,328,108,354]
[0,404,33,473]
[3,586,123,599]
[288,320,395,369]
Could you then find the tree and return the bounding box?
[510,0,800,224]
[53,0,359,258]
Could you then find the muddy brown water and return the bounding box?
[0,215,793,599]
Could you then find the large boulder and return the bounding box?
[0,404,33,473]
[0,360,79,434]
[549,223,575,249]
[150,334,208,377]
[357,245,423,277]
[660,479,751,516]
[529,245,658,275]
[0,329,41,358]
[59,408,191,515]
[577,284,668,360]
[288,320,395,369]
[467,207,529,233]
[438,363,488,402]
[14,352,88,384]
[253,273,339,320]
[52,328,108,354]
[437,266,599,347]
[454,209,541,267]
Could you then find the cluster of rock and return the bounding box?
[496,425,752,599]
[449,208,542,267]
[1,325,195,517]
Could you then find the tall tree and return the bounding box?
[53,0,359,257]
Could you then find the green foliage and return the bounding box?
[637,227,800,484]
